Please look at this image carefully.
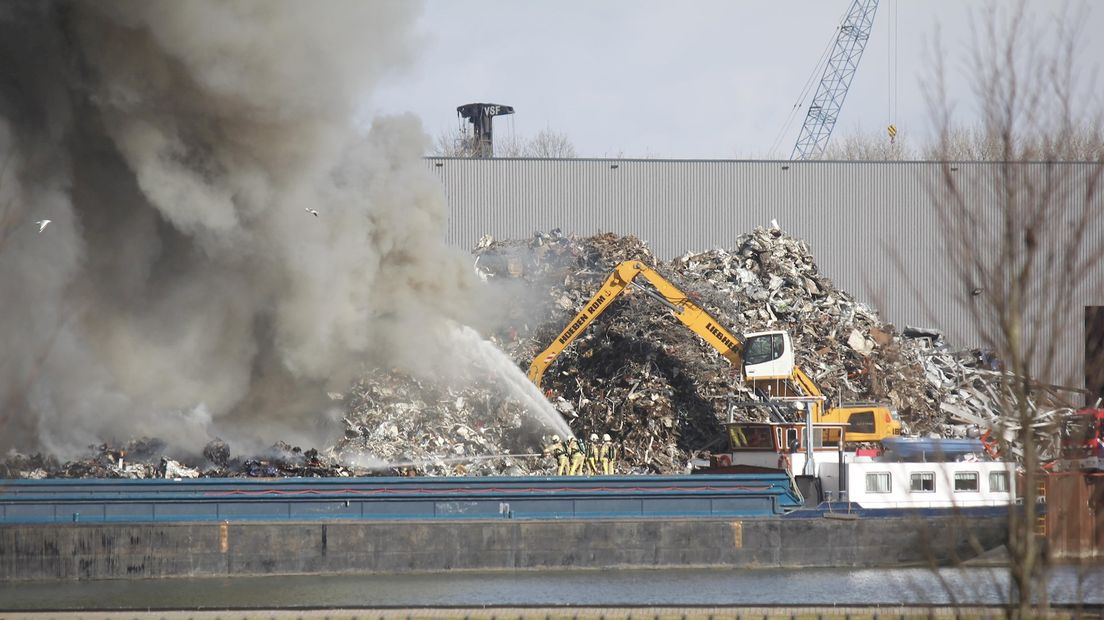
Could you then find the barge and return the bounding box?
[0,421,1017,580]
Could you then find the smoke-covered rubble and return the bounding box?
[2,229,1077,479]
[1,0,497,460]
[334,367,545,476]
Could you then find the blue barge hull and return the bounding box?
[0,476,1011,580]
[0,474,801,524]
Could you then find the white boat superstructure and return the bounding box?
[711,421,1018,510]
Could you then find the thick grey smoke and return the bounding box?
[0,1,505,456]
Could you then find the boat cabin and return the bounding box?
[708,421,1018,510]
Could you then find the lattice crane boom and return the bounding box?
[791,0,879,160]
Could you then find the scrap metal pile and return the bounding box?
[333,367,545,476]
[1,437,359,480]
[2,228,1074,479]
[467,228,925,474]
[466,228,1076,470]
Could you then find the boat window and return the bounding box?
[729,426,774,449]
[954,472,980,492]
[910,472,935,492]
[848,411,876,434]
[865,472,892,493]
[989,471,1010,493]
[745,334,783,365]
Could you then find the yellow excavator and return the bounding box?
[528,261,902,442]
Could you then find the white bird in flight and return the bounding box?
[305,208,319,217]
[34,219,51,233]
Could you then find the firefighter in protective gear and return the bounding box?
[585,433,601,475]
[567,437,585,475]
[599,433,615,475]
[542,435,568,475]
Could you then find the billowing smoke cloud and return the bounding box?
[0,1,506,456]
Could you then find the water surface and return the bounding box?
[1,566,1101,610]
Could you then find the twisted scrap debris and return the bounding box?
[3,229,1077,478]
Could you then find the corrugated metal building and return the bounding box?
[427,158,1104,396]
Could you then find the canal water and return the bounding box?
[1,567,1101,610]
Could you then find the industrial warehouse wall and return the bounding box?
[427,158,1104,393]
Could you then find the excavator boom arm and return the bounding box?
[528,262,902,442]
[528,261,745,387]
[791,366,824,399]
[527,262,636,387]
[633,266,745,367]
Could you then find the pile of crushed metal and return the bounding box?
[0,438,353,480]
[2,229,1077,479]
[465,228,1078,471]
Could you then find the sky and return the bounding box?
[368,0,1104,159]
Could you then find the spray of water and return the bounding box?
[447,325,574,439]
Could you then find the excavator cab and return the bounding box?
[743,331,795,380]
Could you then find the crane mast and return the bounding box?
[791,0,879,160]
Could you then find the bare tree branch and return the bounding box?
[927,2,1104,616]
[429,125,576,158]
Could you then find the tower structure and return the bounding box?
[457,103,515,158]
[791,0,879,160]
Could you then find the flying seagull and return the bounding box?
[305,208,319,217]
[34,219,51,233]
